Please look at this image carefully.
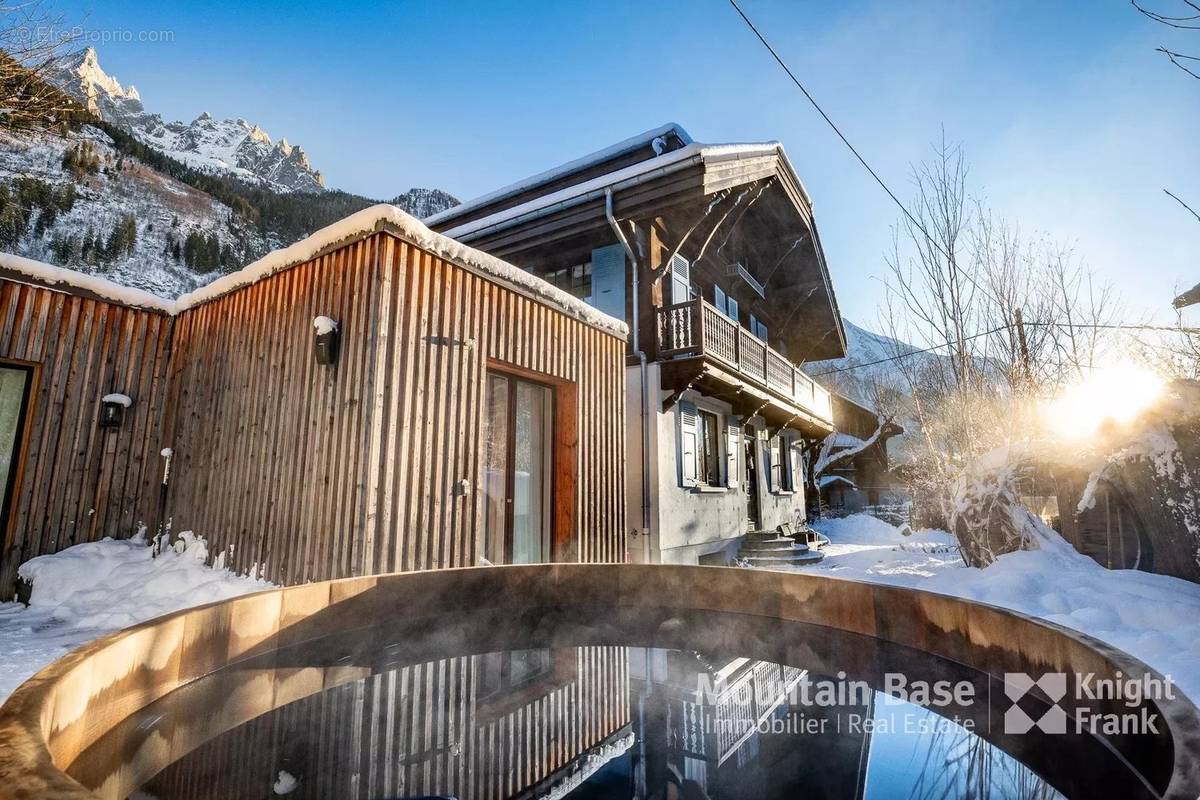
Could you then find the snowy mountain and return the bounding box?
[805,318,928,408]
[392,188,459,219]
[0,48,461,301]
[0,124,274,298]
[48,48,325,194]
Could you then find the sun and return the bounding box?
[1043,362,1166,440]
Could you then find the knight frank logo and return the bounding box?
[1003,671,1176,735]
[1003,672,1068,734]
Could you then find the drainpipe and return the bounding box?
[606,188,653,562]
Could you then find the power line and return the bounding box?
[726,0,1009,310]
[810,320,1200,376]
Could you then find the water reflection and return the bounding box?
[64,606,1147,800]
[72,648,1075,800]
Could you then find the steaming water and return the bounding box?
[65,606,1155,799]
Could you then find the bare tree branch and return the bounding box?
[1133,0,1200,28]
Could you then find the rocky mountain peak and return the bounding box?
[47,49,325,193]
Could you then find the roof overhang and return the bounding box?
[431,143,845,361]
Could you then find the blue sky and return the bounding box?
[56,1,1199,326]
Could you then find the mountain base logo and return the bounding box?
[1002,672,1176,736]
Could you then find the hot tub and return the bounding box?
[0,565,1197,799]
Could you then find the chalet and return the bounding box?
[812,392,904,517]
[0,204,628,596]
[427,124,845,566]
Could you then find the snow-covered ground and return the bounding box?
[797,514,1200,702]
[0,531,271,703]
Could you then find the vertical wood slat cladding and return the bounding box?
[143,647,630,800]
[0,282,173,595]
[0,227,625,595]
[167,231,626,584]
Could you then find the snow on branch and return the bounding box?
[813,420,886,478]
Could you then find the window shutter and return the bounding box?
[749,314,762,341]
[589,244,625,321]
[725,416,740,488]
[714,284,727,317]
[670,254,691,305]
[727,296,739,323]
[679,402,699,487]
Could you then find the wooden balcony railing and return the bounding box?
[657,298,833,423]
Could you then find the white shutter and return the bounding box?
[726,295,739,323]
[714,284,727,316]
[670,254,691,305]
[725,416,740,488]
[679,402,699,487]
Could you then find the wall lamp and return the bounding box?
[313,316,340,366]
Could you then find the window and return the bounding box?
[698,410,720,487]
[714,285,739,322]
[477,649,553,701]
[764,435,798,493]
[749,314,769,343]
[543,261,592,302]
[680,401,726,488]
[768,435,782,492]
[670,254,693,305]
[0,365,31,534]
[484,373,554,564]
[780,436,796,492]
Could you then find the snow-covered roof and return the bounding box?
[0,251,176,314]
[436,140,794,242]
[0,204,627,337]
[828,432,866,450]
[1174,281,1200,310]
[819,475,857,489]
[424,123,693,227]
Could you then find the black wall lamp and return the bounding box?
[99,392,132,428]
[313,316,340,366]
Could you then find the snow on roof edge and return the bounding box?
[0,205,628,338]
[440,141,785,242]
[424,122,693,226]
[0,251,174,313]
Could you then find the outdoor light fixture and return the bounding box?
[99,393,132,428]
[313,316,340,366]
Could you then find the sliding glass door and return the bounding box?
[483,373,554,564]
[0,365,31,538]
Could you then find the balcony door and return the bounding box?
[483,372,554,564]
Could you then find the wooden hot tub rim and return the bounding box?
[0,564,1197,800]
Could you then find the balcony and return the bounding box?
[656,298,833,426]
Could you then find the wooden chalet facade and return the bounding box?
[0,206,628,596]
[427,124,846,565]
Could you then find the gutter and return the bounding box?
[606,187,653,562]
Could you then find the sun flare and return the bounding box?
[1044,362,1166,440]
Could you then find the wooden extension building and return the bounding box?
[0,205,628,596]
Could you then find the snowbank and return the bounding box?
[799,514,1200,702]
[0,531,271,702]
